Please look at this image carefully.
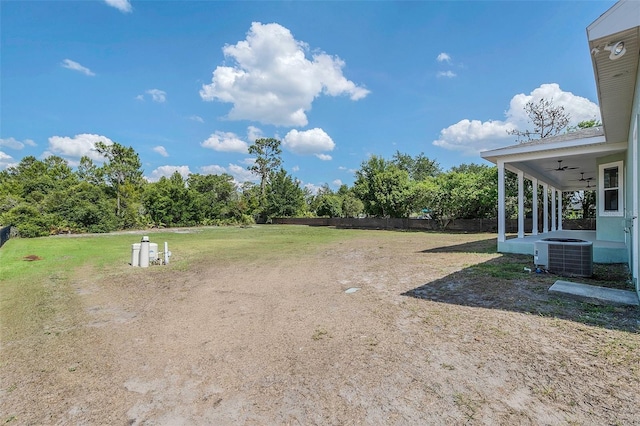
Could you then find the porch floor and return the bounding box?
[498,230,627,263]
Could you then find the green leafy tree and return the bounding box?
[142,172,197,227]
[422,165,498,220]
[95,141,144,222]
[76,156,104,186]
[44,182,118,233]
[0,169,22,215]
[247,138,282,202]
[316,193,343,217]
[567,119,602,133]
[188,173,237,222]
[6,155,76,203]
[264,169,305,218]
[392,151,441,181]
[237,182,262,221]
[566,190,596,219]
[353,156,412,218]
[1,204,56,238]
[341,194,364,218]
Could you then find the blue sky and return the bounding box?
[1,0,613,191]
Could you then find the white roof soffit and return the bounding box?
[587,1,640,145]
[480,133,608,164]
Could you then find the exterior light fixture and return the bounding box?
[604,41,626,60]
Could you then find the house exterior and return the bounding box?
[481,0,639,298]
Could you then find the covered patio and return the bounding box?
[481,126,628,264]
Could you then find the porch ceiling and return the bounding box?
[481,128,627,192]
[507,148,622,191]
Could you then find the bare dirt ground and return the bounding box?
[2,231,639,425]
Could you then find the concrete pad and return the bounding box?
[549,280,639,306]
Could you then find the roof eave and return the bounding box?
[481,135,607,164]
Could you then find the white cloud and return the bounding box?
[247,126,263,143]
[200,22,369,127]
[0,137,36,150]
[200,163,257,183]
[332,179,343,187]
[153,146,169,157]
[147,165,191,182]
[315,153,332,161]
[146,89,166,103]
[0,151,16,170]
[47,133,113,161]
[283,128,335,156]
[433,83,601,156]
[292,165,300,172]
[199,164,227,175]
[505,83,600,128]
[437,53,451,63]
[189,115,204,123]
[104,0,132,13]
[433,119,516,155]
[201,131,249,153]
[135,94,144,101]
[303,183,323,195]
[437,71,456,78]
[61,59,95,76]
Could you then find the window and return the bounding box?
[599,161,623,216]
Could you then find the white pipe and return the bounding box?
[140,236,150,268]
[164,241,169,265]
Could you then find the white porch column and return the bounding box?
[551,187,557,231]
[557,190,563,231]
[497,160,505,243]
[518,170,524,238]
[532,178,538,235]
[542,183,549,233]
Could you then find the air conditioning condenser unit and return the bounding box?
[534,238,593,277]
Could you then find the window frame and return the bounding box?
[599,160,624,217]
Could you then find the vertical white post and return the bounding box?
[551,188,557,231]
[532,178,538,235]
[558,191,563,231]
[140,236,150,268]
[497,161,506,243]
[164,241,169,265]
[518,170,525,238]
[543,183,549,233]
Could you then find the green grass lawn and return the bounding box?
[0,225,357,281]
[0,225,363,338]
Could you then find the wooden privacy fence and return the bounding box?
[270,217,596,233]
[0,225,11,248]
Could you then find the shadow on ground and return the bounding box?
[418,237,497,254]
[404,249,639,333]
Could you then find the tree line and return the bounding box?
[0,137,593,238]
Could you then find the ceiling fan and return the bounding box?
[549,160,578,171]
[571,172,595,182]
